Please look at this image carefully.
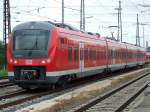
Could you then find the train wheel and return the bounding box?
[57,76,68,88]
[51,84,56,89]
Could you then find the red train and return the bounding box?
[146,52,150,63]
[7,21,147,89]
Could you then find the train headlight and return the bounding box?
[47,59,51,63]
[41,60,46,64]
[9,59,13,63]
[14,60,17,64]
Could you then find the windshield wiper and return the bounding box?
[28,37,38,56]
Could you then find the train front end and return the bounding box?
[7,21,56,89]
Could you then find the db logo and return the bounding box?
[26,60,32,64]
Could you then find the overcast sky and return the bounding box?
[1,0,150,47]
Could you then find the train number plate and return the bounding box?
[25,60,32,64]
[21,70,36,80]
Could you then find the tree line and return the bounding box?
[0,41,5,69]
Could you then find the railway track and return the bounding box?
[0,89,26,100]
[0,76,8,80]
[0,69,137,110]
[0,80,14,88]
[0,89,56,109]
[0,68,149,111]
[0,76,14,88]
[69,72,150,112]
[0,81,95,110]
[0,79,98,109]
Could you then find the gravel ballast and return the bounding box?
[15,68,150,112]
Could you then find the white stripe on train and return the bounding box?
[8,62,145,77]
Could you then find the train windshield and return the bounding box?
[14,30,49,50]
[13,29,50,58]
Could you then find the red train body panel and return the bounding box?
[7,21,147,89]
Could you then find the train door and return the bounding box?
[105,39,109,69]
[112,48,115,64]
[80,42,84,73]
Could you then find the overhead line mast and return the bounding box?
[82,0,85,31]
[80,0,85,31]
[119,0,122,42]
[80,0,83,31]
[136,14,140,46]
[3,0,11,69]
[62,0,64,25]
[115,0,122,42]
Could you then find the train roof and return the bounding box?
[11,21,146,51]
[12,21,55,32]
[12,21,105,44]
[58,26,106,42]
[13,21,101,36]
[49,21,101,37]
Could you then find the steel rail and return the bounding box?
[69,72,150,112]
[0,81,14,88]
[1,68,149,110]
[0,89,26,100]
[0,76,8,80]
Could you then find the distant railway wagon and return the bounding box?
[7,21,147,89]
[146,52,150,63]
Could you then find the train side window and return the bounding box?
[111,50,113,59]
[116,51,118,59]
[117,51,119,59]
[100,50,102,59]
[123,51,125,59]
[92,50,94,60]
[84,48,88,60]
[120,51,121,59]
[74,48,78,61]
[92,50,96,60]
[80,48,84,60]
[114,51,116,59]
[103,50,106,59]
[89,49,92,60]
[68,47,72,61]
[112,50,115,59]
[61,38,65,49]
[139,53,140,58]
[96,50,99,59]
[123,52,125,59]
[108,50,110,59]
[110,50,111,59]
[108,50,111,59]
[98,50,101,59]
[130,52,131,59]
